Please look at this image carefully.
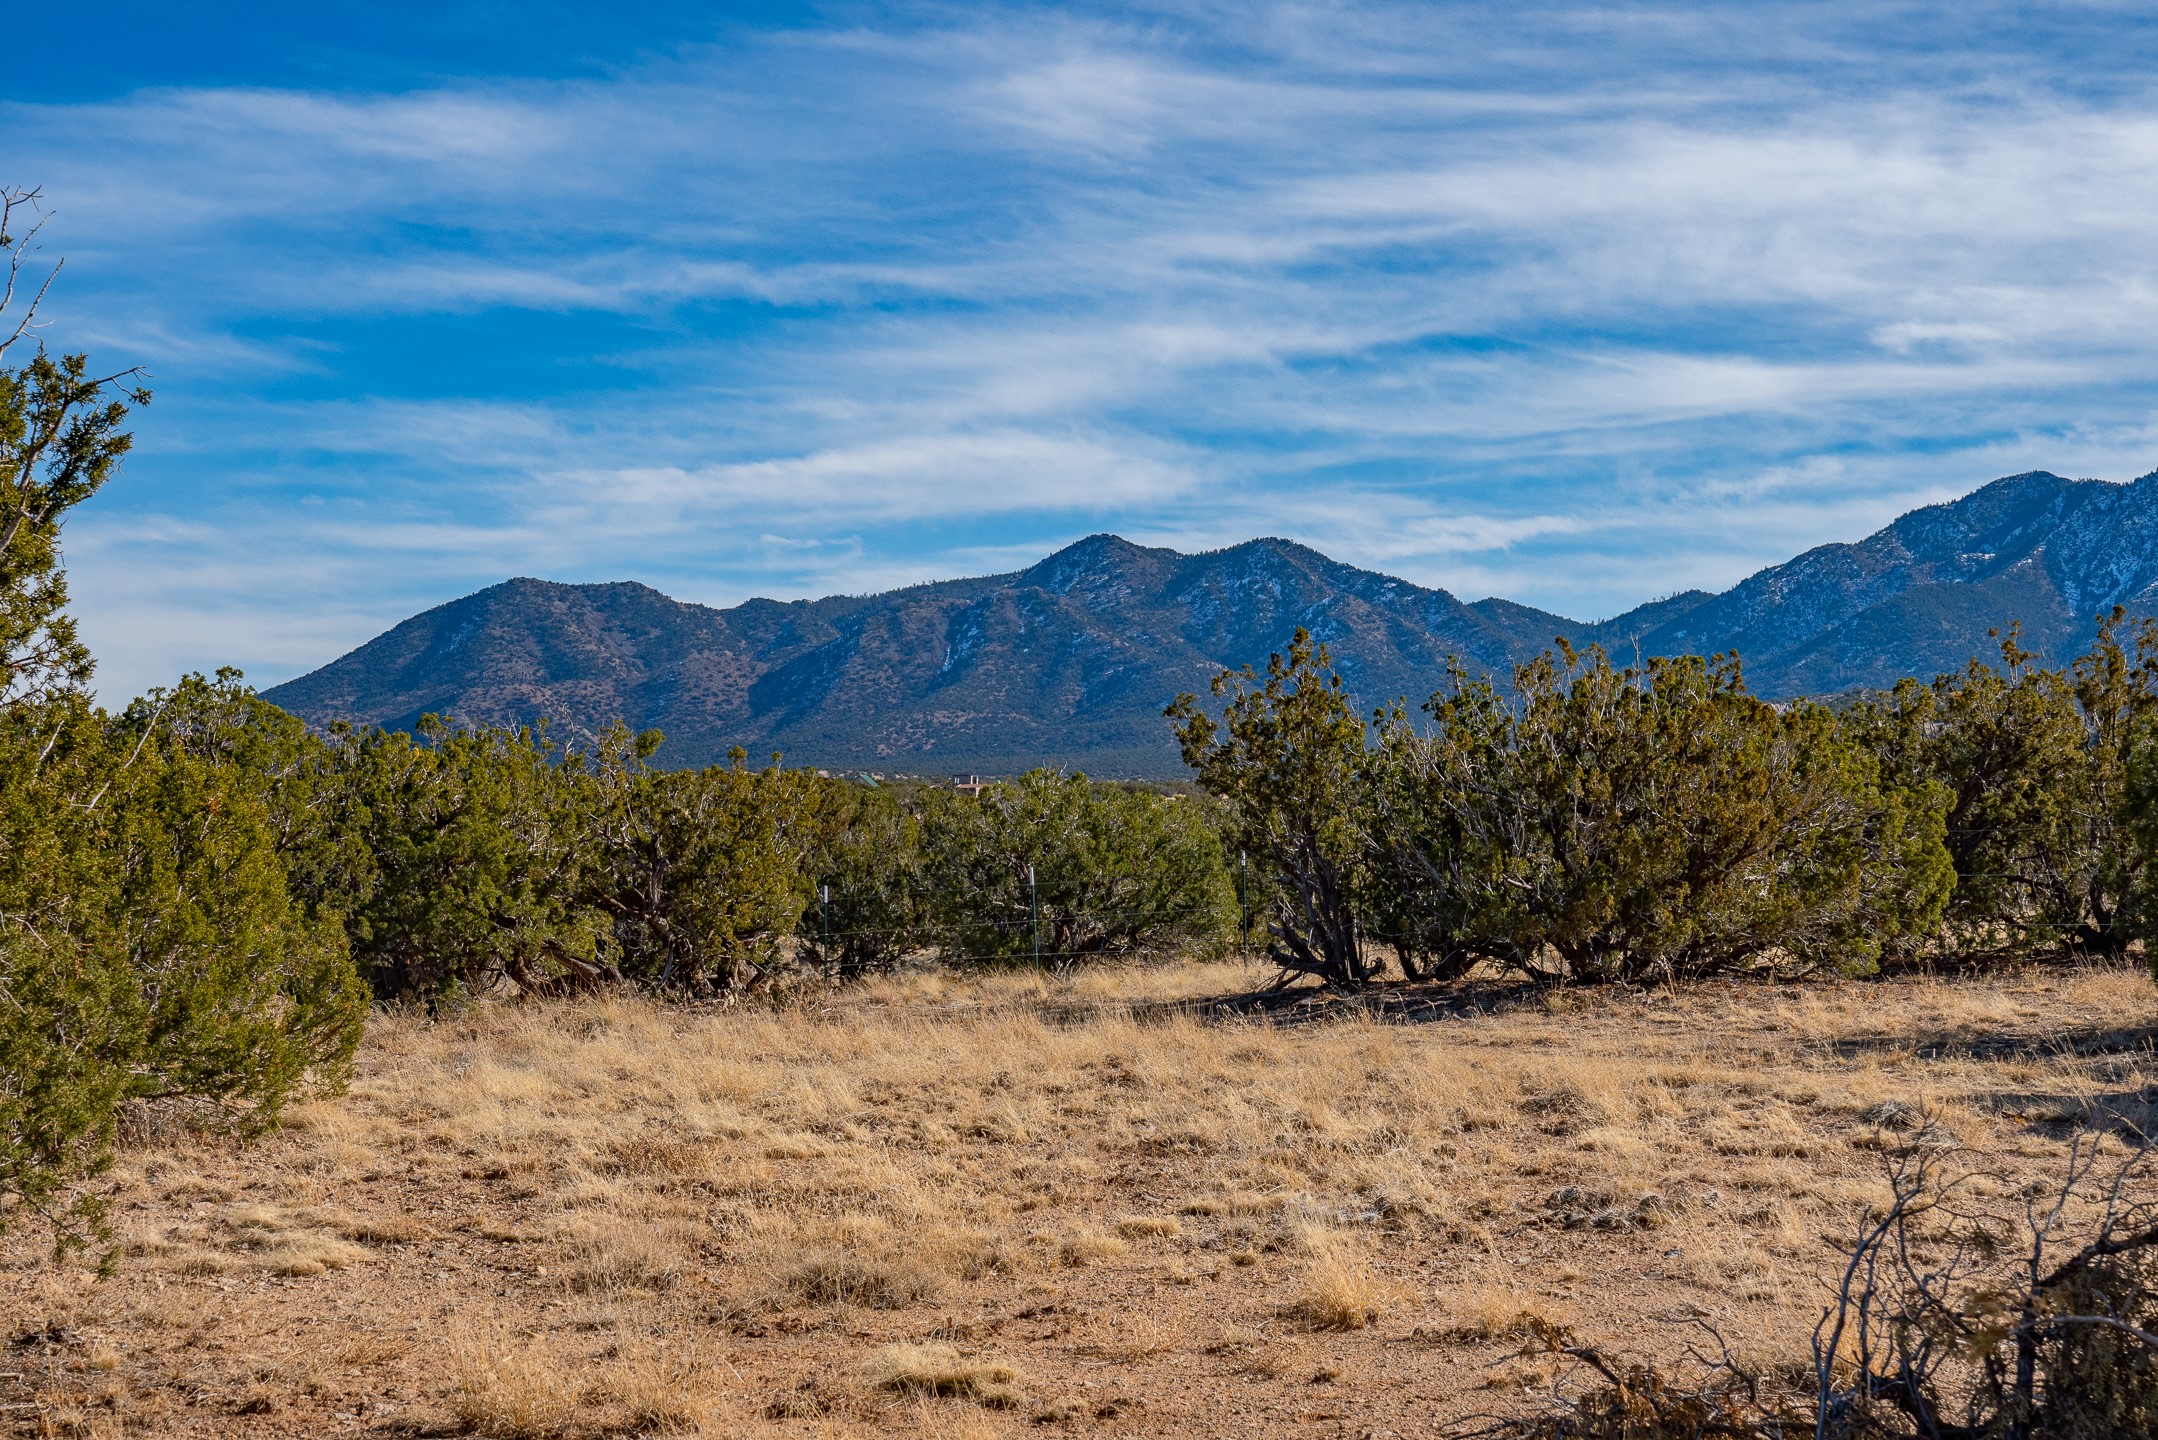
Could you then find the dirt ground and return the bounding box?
[6,959,2156,1438]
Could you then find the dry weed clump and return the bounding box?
[130,1200,373,1277]
[1114,1214,1181,1239]
[1054,1228,1128,1267]
[1284,1236,1399,1330]
[781,1241,947,1309]
[1427,1282,1563,1343]
[761,1372,853,1420]
[865,1342,1023,1407]
[549,1212,691,1293]
[449,1332,579,1438]
[744,1212,1012,1310]
[596,1342,723,1433]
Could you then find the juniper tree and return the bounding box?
[2064,608,2158,954]
[335,717,609,999]
[124,669,378,930]
[99,717,366,1133]
[0,188,147,703]
[920,770,1233,969]
[798,780,932,978]
[579,728,815,993]
[1169,629,1375,986]
[1361,663,1528,981]
[0,193,363,1252]
[1486,645,1950,983]
[1845,618,2158,959]
[0,694,366,1250]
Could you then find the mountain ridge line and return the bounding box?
[264,467,2158,776]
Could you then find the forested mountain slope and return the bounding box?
[1591,470,2158,694]
[265,536,1564,773]
[265,470,2158,773]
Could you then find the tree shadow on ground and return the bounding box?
[1125,976,1546,1028]
[1973,1082,2158,1140]
[1815,1020,2158,1065]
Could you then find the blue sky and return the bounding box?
[11,1,2158,701]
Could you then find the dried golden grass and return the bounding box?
[549,1212,690,1293]
[338,965,2153,1338]
[1055,1228,1128,1267]
[1283,1236,1400,1330]
[449,1332,578,1438]
[865,1342,1023,1407]
[1115,1214,1181,1238]
[15,958,2156,1438]
[1431,1281,1564,1342]
[597,1342,724,1434]
[730,1210,1013,1310]
[129,1200,373,1277]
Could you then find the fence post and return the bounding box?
[820,883,832,980]
[1029,863,1041,972]
[1238,849,1249,952]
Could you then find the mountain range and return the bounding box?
[264,469,2158,776]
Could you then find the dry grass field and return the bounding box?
[6,959,2157,1438]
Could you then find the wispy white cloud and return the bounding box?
[14,0,2158,697]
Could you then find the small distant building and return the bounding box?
[950,774,990,797]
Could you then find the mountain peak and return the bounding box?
[1214,535,1334,567]
[263,468,2158,775]
[1022,534,1170,593]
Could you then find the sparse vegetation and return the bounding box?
[449,1331,579,1439]
[1285,1236,1397,1330]
[865,1343,1023,1407]
[1476,1132,2158,1438]
[6,962,2156,1435]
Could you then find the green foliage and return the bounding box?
[104,715,366,1124]
[1361,664,1520,981]
[334,717,605,999]
[1175,631,1953,988]
[0,694,365,1249]
[1919,637,2084,952]
[0,698,141,1244]
[124,669,376,929]
[1845,614,2158,960]
[0,353,146,701]
[0,206,364,1251]
[920,770,1233,968]
[2119,729,2158,972]
[1365,645,1951,985]
[798,781,932,978]
[0,189,147,704]
[1504,647,1949,982]
[1168,628,1374,984]
[2065,609,2158,954]
[580,731,816,994]
[1163,609,2158,988]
